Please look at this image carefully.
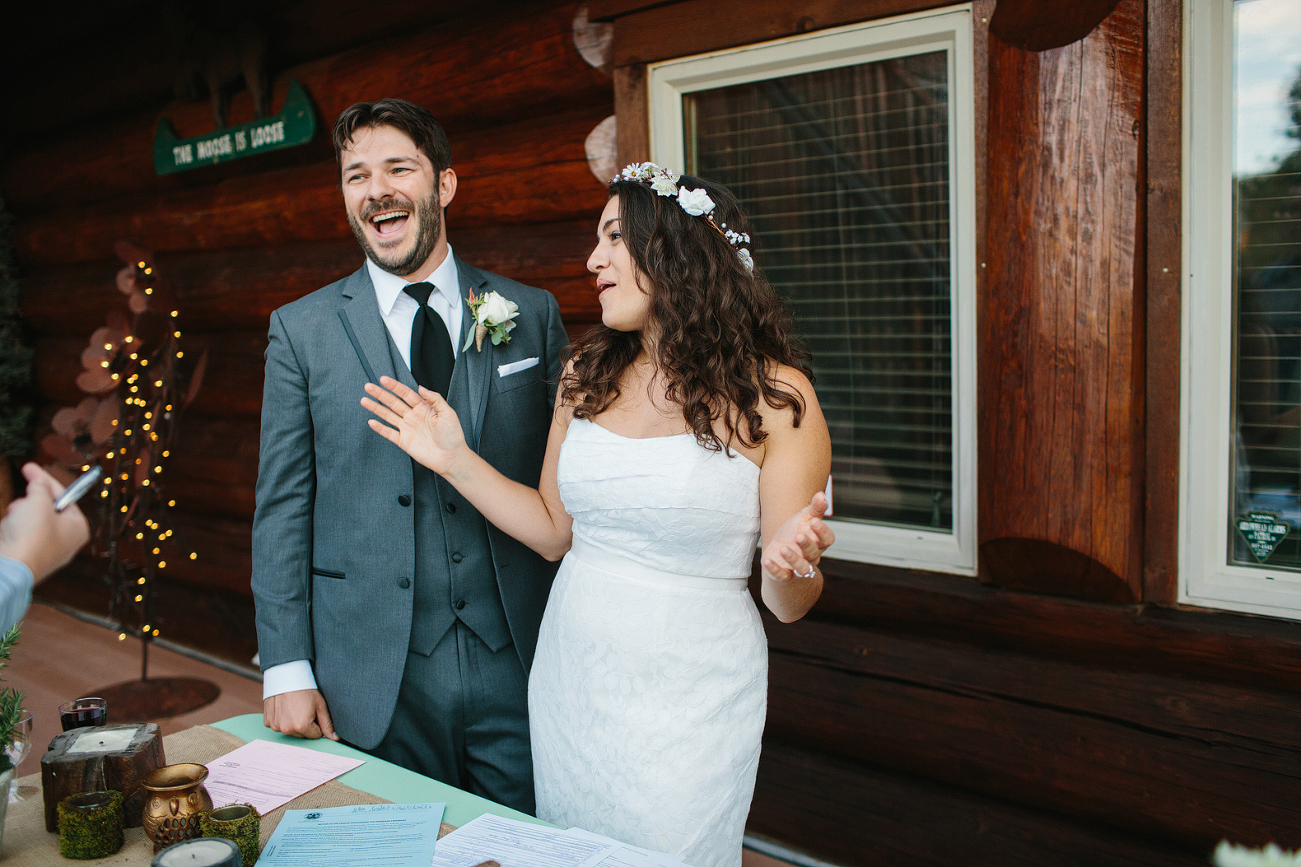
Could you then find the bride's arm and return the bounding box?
[756,366,834,623]
[363,375,574,561]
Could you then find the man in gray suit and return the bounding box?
[251,99,565,814]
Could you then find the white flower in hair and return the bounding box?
[677,187,715,217]
[650,175,678,197]
[737,249,754,273]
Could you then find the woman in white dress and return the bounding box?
[363,164,834,867]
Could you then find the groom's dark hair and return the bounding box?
[333,98,453,176]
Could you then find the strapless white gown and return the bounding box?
[529,418,767,867]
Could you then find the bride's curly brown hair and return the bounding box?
[562,174,813,452]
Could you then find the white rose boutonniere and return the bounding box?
[677,187,715,217]
[463,289,519,351]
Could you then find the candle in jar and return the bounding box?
[153,837,240,867]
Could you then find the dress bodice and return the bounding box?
[557,418,762,581]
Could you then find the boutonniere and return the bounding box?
[463,289,519,351]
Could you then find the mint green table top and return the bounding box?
[212,713,548,828]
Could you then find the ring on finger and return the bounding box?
[797,564,816,579]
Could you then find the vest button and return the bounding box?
[451,552,464,563]
[398,495,411,507]
[445,502,457,513]
[398,577,410,589]
[455,599,466,610]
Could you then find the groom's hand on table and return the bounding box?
[264,689,340,740]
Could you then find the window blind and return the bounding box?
[685,51,954,529]
[1230,45,1301,568]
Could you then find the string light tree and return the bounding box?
[56,241,213,720]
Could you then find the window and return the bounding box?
[1183,0,1301,617]
[649,7,977,573]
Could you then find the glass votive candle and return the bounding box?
[152,836,243,867]
[57,790,124,859]
[200,804,260,866]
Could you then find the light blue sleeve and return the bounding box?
[0,556,33,634]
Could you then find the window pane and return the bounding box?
[1229,0,1301,568]
[685,52,953,529]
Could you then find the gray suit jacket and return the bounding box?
[251,256,566,747]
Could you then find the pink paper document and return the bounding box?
[204,739,366,814]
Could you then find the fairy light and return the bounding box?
[134,595,143,603]
[118,634,126,641]
[137,577,145,585]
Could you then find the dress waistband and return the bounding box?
[568,538,749,591]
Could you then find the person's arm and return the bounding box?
[251,310,337,740]
[0,463,91,632]
[756,367,835,623]
[363,372,575,561]
[0,558,33,636]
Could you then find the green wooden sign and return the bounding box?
[153,79,315,175]
[1236,510,1291,563]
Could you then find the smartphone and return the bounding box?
[54,465,103,512]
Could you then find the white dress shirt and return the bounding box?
[262,249,464,700]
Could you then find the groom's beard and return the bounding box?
[349,191,442,277]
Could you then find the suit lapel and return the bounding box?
[337,267,405,387]
[454,255,493,449]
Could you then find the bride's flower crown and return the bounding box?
[612,163,755,273]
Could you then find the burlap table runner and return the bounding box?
[0,723,460,865]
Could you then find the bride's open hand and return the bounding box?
[362,376,467,475]
[762,491,835,583]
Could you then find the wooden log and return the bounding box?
[990,0,1125,51]
[750,738,1208,867]
[1144,0,1182,605]
[145,510,253,597]
[13,107,612,266]
[979,1,1145,600]
[808,559,1301,695]
[19,223,601,335]
[1,0,613,210]
[41,723,165,832]
[34,331,267,418]
[764,641,1301,849]
[167,415,261,522]
[609,0,950,66]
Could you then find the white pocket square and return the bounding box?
[497,357,540,377]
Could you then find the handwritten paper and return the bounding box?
[257,803,444,867]
[430,814,687,867]
[204,739,365,814]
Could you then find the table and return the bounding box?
[2,713,547,864]
[211,713,546,829]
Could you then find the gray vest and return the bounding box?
[386,326,512,656]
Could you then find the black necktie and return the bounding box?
[403,282,455,397]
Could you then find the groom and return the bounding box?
[251,98,565,813]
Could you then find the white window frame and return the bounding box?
[1181,0,1301,619]
[647,6,978,575]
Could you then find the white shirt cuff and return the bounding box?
[261,659,318,700]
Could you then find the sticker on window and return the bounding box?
[1236,511,1291,564]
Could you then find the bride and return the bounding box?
[363,163,834,867]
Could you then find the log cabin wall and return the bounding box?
[4,1,613,603]
[591,0,1298,864]
[4,0,1300,865]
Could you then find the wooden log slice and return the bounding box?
[41,722,165,832]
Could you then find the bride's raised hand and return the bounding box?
[762,491,835,583]
[362,376,467,475]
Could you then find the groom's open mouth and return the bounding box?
[369,210,410,239]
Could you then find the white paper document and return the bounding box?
[204,738,365,814]
[257,802,445,867]
[430,814,687,867]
